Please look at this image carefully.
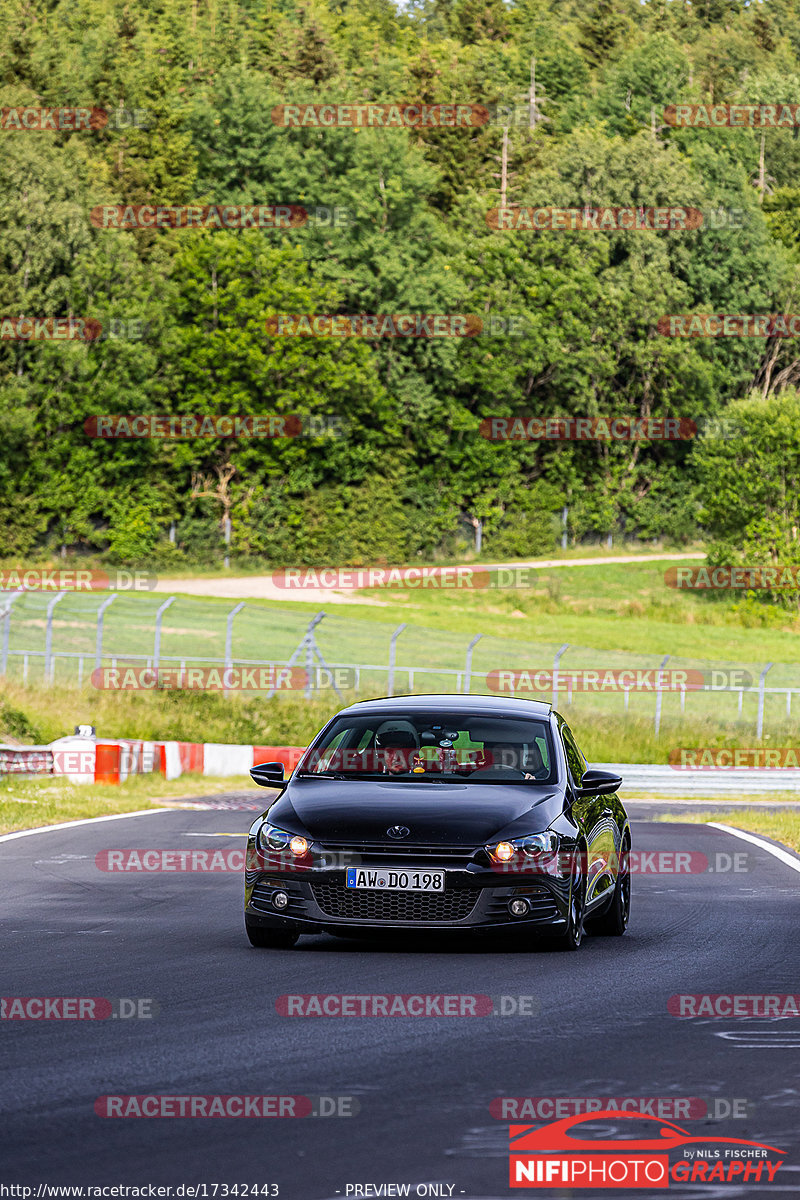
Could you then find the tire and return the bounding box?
[245,920,298,949]
[588,836,630,936]
[554,846,586,951]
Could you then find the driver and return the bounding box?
[374,728,417,775]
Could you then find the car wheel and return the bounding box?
[245,920,298,949]
[588,835,630,936]
[555,846,586,951]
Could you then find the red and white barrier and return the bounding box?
[2,737,305,785]
[156,742,304,782]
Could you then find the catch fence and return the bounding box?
[0,590,797,735]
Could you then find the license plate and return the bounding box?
[346,867,444,892]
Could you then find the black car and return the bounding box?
[244,694,630,950]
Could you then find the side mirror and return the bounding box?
[250,761,288,789]
[577,768,622,797]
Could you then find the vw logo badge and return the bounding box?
[387,825,410,839]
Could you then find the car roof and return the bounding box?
[336,693,553,719]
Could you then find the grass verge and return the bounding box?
[2,682,799,763]
[655,809,800,854]
[0,682,337,746]
[0,773,258,836]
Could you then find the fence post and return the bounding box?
[95,594,117,673]
[757,662,774,740]
[224,601,246,697]
[267,611,326,700]
[0,589,24,675]
[654,654,670,734]
[305,631,314,700]
[304,612,326,699]
[463,634,483,694]
[388,623,407,697]
[153,597,176,676]
[552,643,569,709]
[45,592,66,684]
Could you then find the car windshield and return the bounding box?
[297,711,556,784]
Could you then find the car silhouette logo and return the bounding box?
[386,826,410,839]
[509,1111,785,1155]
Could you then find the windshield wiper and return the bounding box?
[297,770,351,779]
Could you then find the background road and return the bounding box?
[1,798,798,1199]
[152,552,706,602]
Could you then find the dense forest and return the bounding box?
[3,0,800,569]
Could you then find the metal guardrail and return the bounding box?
[599,762,800,795]
[1,602,798,734]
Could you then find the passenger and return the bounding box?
[471,740,542,780]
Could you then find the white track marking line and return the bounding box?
[0,808,172,843]
[706,822,800,875]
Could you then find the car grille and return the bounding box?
[318,840,476,860]
[311,882,480,922]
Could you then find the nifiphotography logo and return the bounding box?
[508,1110,786,1188]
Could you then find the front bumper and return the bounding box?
[244,838,572,934]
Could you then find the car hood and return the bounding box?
[267,777,563,846]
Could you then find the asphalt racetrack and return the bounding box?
[2,797,799,1199]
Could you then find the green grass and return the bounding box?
[0,682,337,745]
[7,560,800,683]
[0,772,258,835]
[551,710,800,765]
[2,682,798,768]
[656,809,800,855]
[3,554,800,768]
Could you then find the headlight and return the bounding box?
[486,831,559,864]
[258,822,308,855]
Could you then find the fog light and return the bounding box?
[509,897,530,917]
[273,891,289,910]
